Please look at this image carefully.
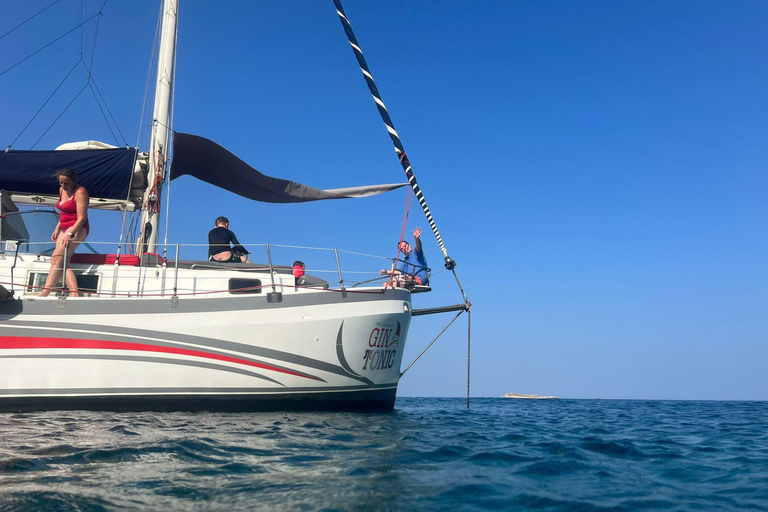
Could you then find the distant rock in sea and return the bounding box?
[503,393,558,399]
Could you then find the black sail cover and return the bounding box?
[0,148,137,200]
[170,133,405,203]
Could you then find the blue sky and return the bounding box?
[2,0,767,399]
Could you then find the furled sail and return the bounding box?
[170,133,405,203]
[0,148,137,200]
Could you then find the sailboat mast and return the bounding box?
[141,0,178,254]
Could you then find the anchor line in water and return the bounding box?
[333,0,455,271]
[467,308,471,409]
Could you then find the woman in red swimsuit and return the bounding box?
[39,168,90,297]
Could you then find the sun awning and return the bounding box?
[0,147,137,200]
[170,133,405,203]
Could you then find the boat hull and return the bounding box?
[0,388,398,412]
[0,287,412,412]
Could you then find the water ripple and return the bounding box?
[0,399,766,511]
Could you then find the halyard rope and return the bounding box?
[333,0,456,271]
[334,1,472,391]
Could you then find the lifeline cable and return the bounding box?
[333,0,456,271]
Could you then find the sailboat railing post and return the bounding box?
[61,246,67,291]
[266,243,276,291]
[112,203,127,298]
[265,243,281,303]
[334,248,346,297]
[173,243,179,297]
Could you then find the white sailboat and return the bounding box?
[0,0,468,412]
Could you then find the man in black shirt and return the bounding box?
[208,216,251,263]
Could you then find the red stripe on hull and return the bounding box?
[0,336,319,381]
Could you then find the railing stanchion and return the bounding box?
[334,248,346,297]
[264,243,283,303]
[173,243,180,297]
[266,243,276,293]
[61,246,68,291]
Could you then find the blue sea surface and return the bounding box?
[0,398,766,511]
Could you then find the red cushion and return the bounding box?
[70,254,108,265]
[70,254,140,266]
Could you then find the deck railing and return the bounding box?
[0,239,430,297]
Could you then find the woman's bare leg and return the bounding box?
[38,255,64,297]
[38,231,85,297]
[65,268,79,297]
[64,231,86,296]
[39,232,68,296]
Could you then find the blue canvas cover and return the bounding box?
[0,148,137,200]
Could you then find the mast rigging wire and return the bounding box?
[30,82,89,150]
[0,0,64,40]
[136,0,164,150]
[125,0,164,249]
[0,12,100,77]
[89,1,112,75]
[87,83,119,145]
[83,67,128,146]
[80,0,83,58]
[7,59,80,149]
[9,57,128,150]
[5,0,126,150]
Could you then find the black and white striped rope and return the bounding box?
[333,0,456,270]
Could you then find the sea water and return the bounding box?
[0,398,766,511]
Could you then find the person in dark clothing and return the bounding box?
[208,216,251,263]
[292,260,306,286]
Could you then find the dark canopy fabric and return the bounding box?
[170,133,405,203]
[0,148,137,200]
